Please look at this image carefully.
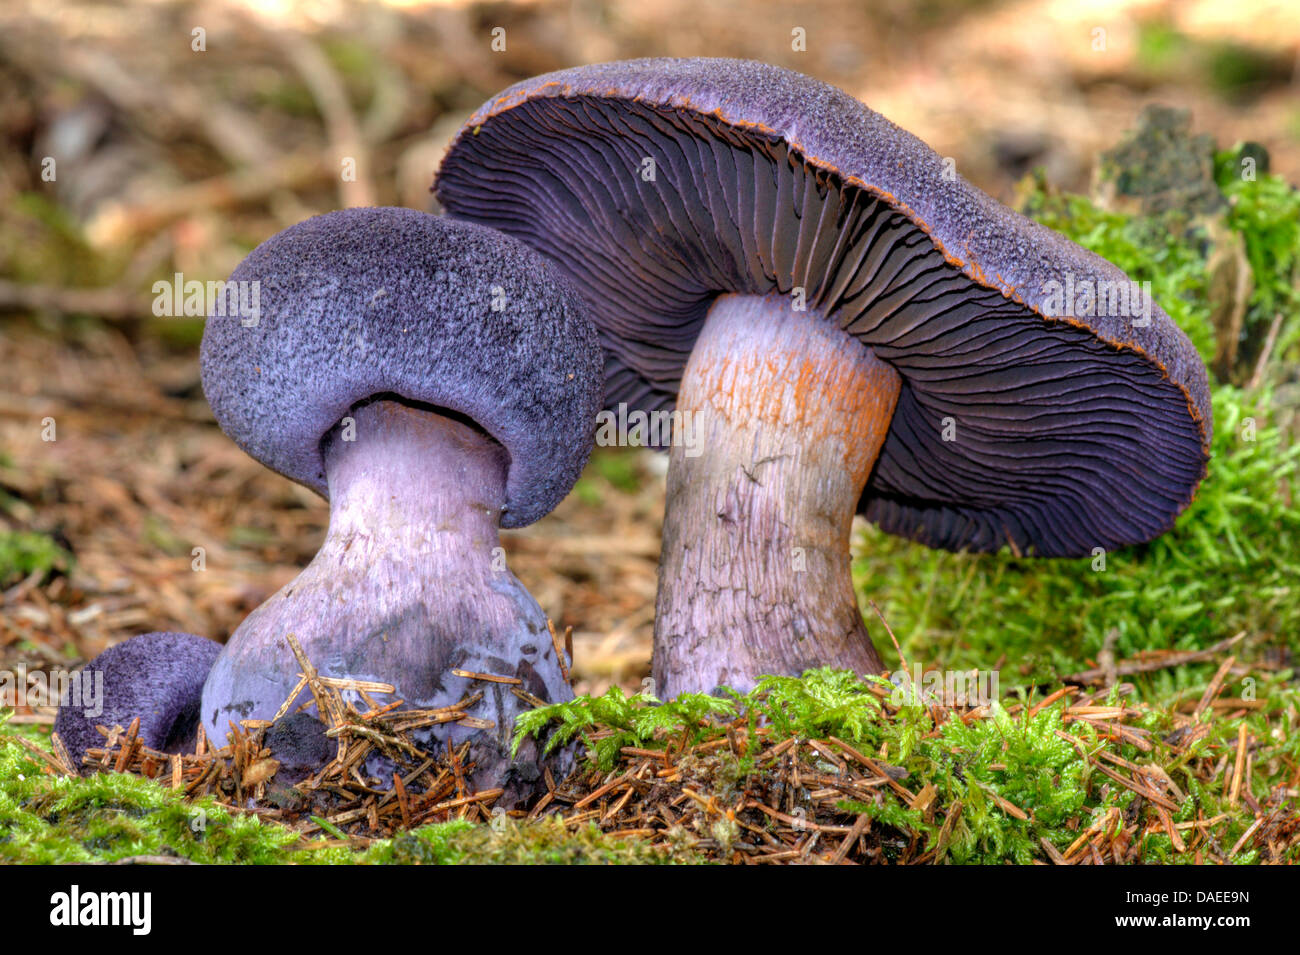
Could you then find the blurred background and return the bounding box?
[1,0,1297,695]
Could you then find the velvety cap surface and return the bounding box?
[435,58,1211,556]
[200,207,604,527]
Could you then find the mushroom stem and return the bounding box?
[201,400,571,796]
[654,293,901,697]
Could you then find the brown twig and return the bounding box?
[1065,632,1245,685]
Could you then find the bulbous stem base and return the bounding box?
[201,400,572,799]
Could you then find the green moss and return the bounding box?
[1216,146,1300,358]
[322,37,378,98]
[570,446,647,506]
[226,525,277,549]
[0,713,686,865]
[0,719,299,864]
[0,194,119,290]
[0,531,71,588]
[517,669,1299,864]
[514,683,739,772]
[1135,21,1192,74]
[8,639,1295,866]
[1206,42,1292,100]
[146,316,207,350]
[248,77,319,118]
[1133,20,1291,102]
[365,818,691,865]
[140,515,191,558]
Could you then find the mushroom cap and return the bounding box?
[200,207,604,528]
[434,57,1212,557]
[53,632,220,768]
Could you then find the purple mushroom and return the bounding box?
[53,631,221,770]
[199,207,603,792]
[435,58,1212,698]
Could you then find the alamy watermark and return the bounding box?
[1040,274,1153,327]
[888,665,999,707]
[594,402,702,457]
[49,885,151,935]
[152,272,261,327]
[1,664,103,718]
